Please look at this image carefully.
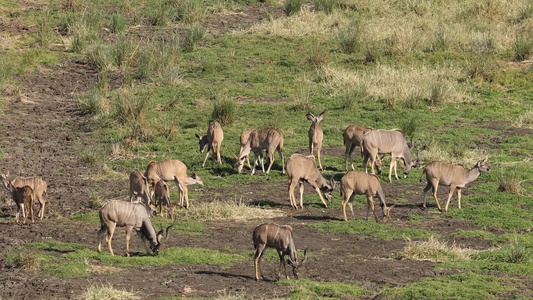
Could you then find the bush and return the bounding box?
[513,34,533,61]
[183,25,206,52]
[212,97,237,126]
[336,22,361,54]
[285,0,302,16]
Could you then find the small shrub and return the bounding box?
[341,85,367,110]
[87,191,102,209]
[285,0,302,16]
[497,167,524,195]
[430,28,448,52]
[87,45,112,72]
[466,58,495,81]
[81,148,101,166]
[109,14,128,34]
[200,56,217,74]
[167,0,207,24]
[400,117,418,139]
[313,0,338,14]
[0,59,15,85]
[77,86,107,115]
[506,238,531,263]
[113,89,147,125]
[212,97,237,126]
[515,110,533,129]
[336,22,361,54]
[13,253,42,270]
[430,82,449,106]
[306,45,330,66]
[513,34,533,61]
[183,25,206,53]
[112,39,137,69]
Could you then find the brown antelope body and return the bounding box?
[234,129,284,175]
[145,160,204,208]
[307,111,325,170]
[97,200,175,256]
[421,158,491,212]
[362,129,416,182]
[154,180,173,218]
[240,129,255,170]
[12,186,34,224]
[340,171,393,223]
[343,124,373,171]
[196,121,224,168]
[252,223,308,281]
[286,154,333,209]
[1,170,47,219]
[129,170,152,207]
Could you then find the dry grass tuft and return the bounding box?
[78,283,140,300]
[174,199,284,221]
[497,167,525,194]
[515,110,533,128]
[398,236,477,262]
[419,142,488,166]
[14,253,41,270]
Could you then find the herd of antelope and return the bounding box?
[0,110,492,281]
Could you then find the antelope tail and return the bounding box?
[419,168,427,182]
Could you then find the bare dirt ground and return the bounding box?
[0,3,531,300]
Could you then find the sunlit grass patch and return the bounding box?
[78,283,140,300]
[173,199,285,221]
[319,64,466,106]
[309,220,436,240]
[445,204,533,230]
[418,141,488,166]
[43,261,90,278]
[280,278,372,299]
[26,241,88,252]
[382,272,515,299]
[396,236,477,262]
[515,110,533,128]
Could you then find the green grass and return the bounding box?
[445,204,533,230]
[280,278,372,299]
[382,272,516,299]
[309,220,436,240]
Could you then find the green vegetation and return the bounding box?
[281,278,372,299]
[382,272,516,299]
[309,220,435,240]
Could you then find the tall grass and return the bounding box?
[173,199,284,221]
[397,236,477,262]
[78,283,140,300]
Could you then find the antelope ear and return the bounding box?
[317,111,325,122]
[195,133,201,139]
[306,113,315,121]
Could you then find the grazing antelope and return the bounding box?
[1,170,47,219]
[145,160,204,208]
[154,180,173,218]
[196,121,224,168]
[234,128,285,175]
[421,158,491,212]
[97,200,175,256]
[252,223,308,281]
[362,129,417,182]
[343,124,373,171]
[239,129,256,170]
[129,170,152,207]
[307,111,325,170]
[12,185,34,224]
[286,154,334,209]
[340,171,393,223]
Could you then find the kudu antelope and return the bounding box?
[234,129,285,175]
[307,111,325,170]
[1,170,47,219]
[252,223,308,281]
[362,129,417,182]
[129,170,152,207]
[421,158,491,212]
[97,200,176,256]
[343,124,373,171]
[145,160,204,208]
[12,185,35,224]
[340,171,393,223]
[196,121,224,168]
[286,154,334,209]
[154,180,173,218]
[239,129,255,170]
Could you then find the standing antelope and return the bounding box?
[343,124,373,171]
[307,111,325,170]
[252,223,308,281]
[145,160,204,208]
[286,154,334,209]
[129,170,152,207]
[154,180,173,218]
[1,170,47,219]
[421,158,491,212]
[97,200,175,256]
[196,121,224,168]
[234,128,284,175]
[12,185,35,224]
[340,171,393,223]
[362,129,417,182]
[239,129,256,170]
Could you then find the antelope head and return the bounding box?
[195,133,209,153]
[233,153,245,174]
[322,174,336,203]
[476,157,491,173]
[153,217,177,256]
[287,248,308,280]
[382,205,395,223]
